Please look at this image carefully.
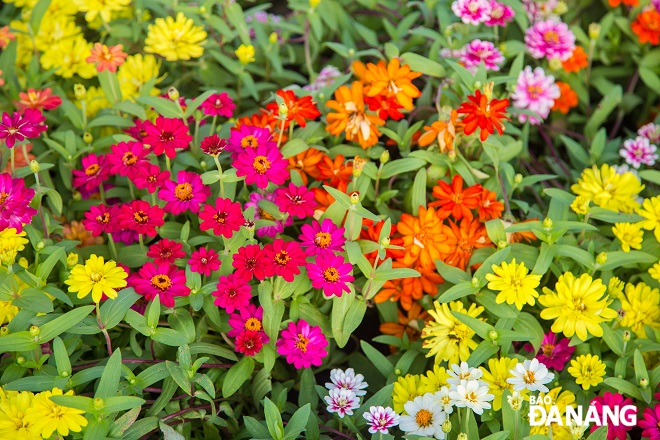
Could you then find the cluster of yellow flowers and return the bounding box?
[0,228,28,266]
[0,388,88,438]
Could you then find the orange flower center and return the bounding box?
[323,267,340,282]
[252,156,271,174]
[151,274,172,291]
[415,409,433,428]
[241,135,258,148]
[122,152,137,166]
[523,370,536,384]
[174,182,194,201]
[527,85,543,100]
[96,213,110,224]
[100,47,114,62]
[245,317,262,331]
[314,232,332,248]
[543,30,559,43]
[133,211,149,224]
[295,333,309,352]
[85,164,100,176]
[213,211,227,224]
[542,344,555,357]
[0,192,8,204]
[274,250,290,266]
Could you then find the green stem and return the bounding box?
[276,117,286,150]
[213,156,225,198]
[209,115,218,135]
[138,234,146,254]
[10,147,14,175]
[96,302,113,356]
[107,233,118,261]
[193,119,201,157]
[165,156,172,174]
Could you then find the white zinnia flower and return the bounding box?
[507,358,554,393]
[399,393,446,439]
[433,386,455,414]
[325,367,368,396]
[447,362,485,388]
[324,388,360,418]
[449,380,494,415]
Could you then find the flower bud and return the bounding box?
[488,330,499,341]
[29,160,40,173]
[29,325,40,337]
[353,156,367,177]
[35,242,44,251]
[622,330,631,342]
[394,368,402,376]
[167,87,180,101]
[73,190,82,201]
[278,102,289,118]
[497,240,508,250]
[318,92,325,100]
[543,218,553,230]
[471,276,480,288]
[67,252,79,268]
[596,252,607,265]
[381,237,391,247]
[554,1,568,15]
[474,81,482,90]
[18,257,28,268]
[243,219,256,231]
[458,434,468,440]
[570,195,590,215]
[61,370,70,378]
[380,150,390,164]
[349,191,360,205]
[200,160,207,170]
[589,23,601,40]
[198,6,207,14]
[16,356,25,365]
[74,84,86,100]
[0,327,8,336]
[442,419,452,433]
[548,57,563,71]
[514,173,523,184]
[83,132,93,144]
[640,378,649,388]
[447,150,457,162]
[94,397,105,410]
[310,0,321,8]
[269,32,279,44]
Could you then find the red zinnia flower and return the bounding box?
[0,109,47,149]
[235,330,265,356]
[429,174,482,221]
[72,154,110,192]
[632,9,660,45]
[188,247,221,276]
[158,170,211,215]
[477,187,504,221]
[0,173,37,232]
[263,239,307,282]
[107,141,149,179]
[200,134,227,157]
[274,182,317,219]
[266,89,321,128]
[233,145,289,189]
[199,197,245,238]
[125,119,151,144]
[228,304,268,339]
[130,262,190,308]
[15,88,62,112]
[232,244,268,281]
[200,92,236,118]
[365,95,405,121]
[457,89,509,141]
[82,204,120,236]
[146,239,186,265]
[117,200,165,237]
[212,273,252,313]
[143,116,192,158]
[130,164,171,194]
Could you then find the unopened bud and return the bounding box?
[380,150,390,164]
[394,368,402,376]
[596,252,607,265]
[471,276,480,288]
[447,150,457,161]
[442,419,452,433]
[309,0,321,8]
[74,84,86,100]
[83,132,93,144]
[488,330,499,341]
[554,1,568,15]
[349,191,360,205]
[318,92,325,100]
[198,6,206,14]
[35,242,44,251]
[94,397,105,410]
[278,102,288,118]
[622,330,631,342]
[0,327,8,336]
[243,219,255,231]
[640,378,649,388]
[497,240,508,249]
[73,190,82,201]
[16,356,25,365]
[514,173,523,184]
[167,87,180,101]
[61,370,70,378]
[269,32,278,44]
[458,434,468,440]
[29,160,40,173]
[200,160,207,170]
[348,48,355,57]
[67,252,79,268]
[29,325,40,336]
[589,23,601,40]
[18,257,28,268]
[473,81,482,90]
[543,218,553,230]
[548,58,563,71]
[381,237,391,247]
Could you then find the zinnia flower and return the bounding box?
[562,46,588,72]
[233,145,289,189]
[480,357,518,411]
[299,218,346,257]
[363,58,422,111]
[227,125,276,157]
[266,89,321,128]
[200,134,228,156]
[620,136,658,168]
[130,262,190,307]
[0,109,47,149]
[199,197,245,238]
[639,122,660,144]
[571,164,644,213]
[525,20,576,61]
[450,379,494,415]
[65,254,128,303]
[452,0,492,25]
[485,1,515,26]
[130,164,170,194]
[74,0,130,23]
[23,388,88,438]
[276,319,328,368]
[422,300,484,364]
[325,389,360,418]
[145,12,207,61]
[460,39,505,73]
[429,174,482,221]
[106,141,150,179]
[307,254,354,297]
[551,81,578,114]
[618,281,660,337]
[73,153,110,192]
[457,88,509,141]
[274,183,317,219]
[485,258,542,309]
[612,222,644,252]
[200,92,235,117]
[512,66,560,124]
[82,204,120,236]
[86,43,127,73]
[640,404,660,440]
[144,116,192,158]
[589,392,635,440]
[247,191,287,237]
[0,173,37,232]
[263,239,307,282]
[159,170,211,215]
[146,239,186,265]
[235,330,265,356]
[507,358,554,393]
[117,200,165,237]
[188,247,221,276]
[568,354,606,390]
[418,110,463,152]
[525,332,575,370]
[14,88,62,112]
[228,304,268,340]
[326,81,385,148]
[399,394,446,437]
[632,9,660,45]
[212,273,252,313]
[363,406,399,434]
[232,244,268,281]
[325,368,369,396]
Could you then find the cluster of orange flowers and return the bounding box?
[632,8,660,45]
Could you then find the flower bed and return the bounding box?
[1,0,660,439]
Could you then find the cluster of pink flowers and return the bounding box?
[0,173,37,231]
[451,0,514,27]
[512,66,560,124]
[525,20,576,61]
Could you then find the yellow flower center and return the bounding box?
[0,192,9,204]
[523,370,536,384]
[314,232,332,248]
[295,333,309,352]
[447,323,469,342]
[252,156,271,174]
[96,213,110,224]
[323,267,340,282]
[174,182,194,201]
[245,317,262,331]
[274,250,290,266]
[122,152,137,166]
[85,163,100,176]
[133,211,149,224]
[90,272,103,282]
[542,344,555,357]
[527,85,543,100]
[544,30,559,43]
[151,274,172,291]
[415,409,433,428]
[213,212,227,224]
[241,135,258,148]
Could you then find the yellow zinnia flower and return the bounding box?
[419,365,450,394]
[391,374,421,414]
[571,164,644,213]
[570,195,590,215]
[649,262,660,282]
[539,272,618,341]
[638,196,660,242]
[40,35,96,79]
[421,300,484,365]
[0,301,19,326]
[0,390,40,439]
[117,54,161,100]
[0,228,29,266]
[607,277,625,299]
[235,44,256,65]
[567,354,606,390]
[24,388,88,438]
[65,254,128,303]
[619,282,660,338]
[485,258,542,310]
[73,0,130,23]
[480,357,519,411]
[612,222,643,252]
[145,12,207,61]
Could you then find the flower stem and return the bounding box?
[210,115,217,135]
[276,117,286,150]
[213,155,225,198]
[10,147,14,176]
[96,302,112,356]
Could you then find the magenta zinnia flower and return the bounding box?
[232,244,268,281]
[199,197,245,238]
[130,164,170,194]
[233,145,289,189]
[620,136,658,169]
[245,192,291,238]
[146,239,185,265]
[227,125,276,157]
[200,92,236,117]
[0,173,37,231]
[452,0,492,25]
[159,170,211,215]
[0,109,47,148]
[307,254,354,297]
[525,20,575,61]
[235,330,265,356]
[107,141,149,179]
[485,1,514,26]
[641,404,660,440]
[228,304,268,339]
[263,239,307,282]
[117,200,165,237]
[125,118,150,144]
[130,262,190,308]
[274,183,317,219]
[277,319,328,369]
[143,116,192,158]
[72,154,110,192]
[212,273,252,313]
[589,392,635,440]
[512,66,560,125]
[82,204,120,236]
[460,40,505,73]
[188,247,221,276]
[524,332,574,370]
[299,218,346,257]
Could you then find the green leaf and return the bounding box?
[560,135,590,166]
[438,281,478,303]
[96,349,123,400]
[39,305,95,343]
[331,292,366,348]
[151,328,190,347]
[160,421,185,440]
[399,53,446,77]
[137,96,181,118]
[184,90,217,118]
[587,426,608,440]
[264,397,285,440]
[380,158,426,179]
[360,341,394,378]
[280,138,309,159]
[29,0,52,34]
[98,70,122,103]
[373,267,420,282]
[598,251,657,271]
[284,403,310,440]
[411,168,427,216]
[435,260,471,284]
[147,295,160,329]
[169,310,196,343]
[12,289,53,313]
[49,395,95,412]
[584,86,622,139]
[634,349,650,384]
[166,361,192,395]
[101,396,145,414]
[189,342,237,361]
[36,246,66,280]
[452,311,494,340]
[109,406,142,437]
[100,288,139,329]
[222,357,254,398]
[474,247,512,280]
[602,377,643,400]
[53,337,71,378]
[121,417,159,440]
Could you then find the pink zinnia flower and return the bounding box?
[199,197,245,238]
[485,1,514,26]
[523,0,559,23]
[130,262,190,308]
[0,173,37,231]
[304,66,342,92]
[15,88,62,112]
[460,39,505,73]
[245,192,292,238]
[130,164,170,194]
[525,20,575,61]
[227,125,276,157]
[159,170,210,215]
[324,389,360,418]
[233,145,289,189]
[276,319,328,368]
[307,254,354,297]
[82,204,120,236]
[228,304,268,340]
[620,136,658,169]
[263,239,307,282]
[639,122,660,144]
[641,404,660,440]
[235,330,265,356]
[107,141,149,179]
[200,134,227,156]
[589,392,635,440]
[125,119,150,144]
[0,109,47,149]
[212,273,252,313]
[146,239,185,265]
[512,66,560,124]
[274,183,317,219]
[200,92,235,117]
[72,154,110,192]
[232,244,268,281]
[363,406,400,435]
[117,200,165,237]
[299,218,346,257]
[524,332,574,370]
[143,116,192,158]
[452,0,492,25]
[188,247,221,276]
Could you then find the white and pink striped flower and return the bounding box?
[452,0,492,25]
[512,66,560,125]
[620,136,658,169]
[460,39,505,73]
[638,122,660,144]
[525,20,575,61]
[486,1,515,26]
[363,406,400,434]
[324,388,360,418]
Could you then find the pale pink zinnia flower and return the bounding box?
[485,1,515,26]
[325,368,369,396]
[522,0,559,23]
[525,20,575,61]
[620,136,658,169]
[452,0,492,25]
[363,406,400,434]
[512,66,560,125]
[460,40,505,73]
[324,389,360,418]
[638,122,660,144]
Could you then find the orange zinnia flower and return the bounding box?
[0,26,15,49]
[316,154,354,189]
[632,9,660,45]
[363,58,422,110]
[360,219,406,264]
[414,260,444,296]
[375,277,421,311]
[608,0,638,6]
[352,60,369,84]
[429,174,482,221]
[443,218,492,270]
[266,89,321,128]
[86,43,128,73]
[14,88,62,112]
[552,82,579,114]
[236,110,287,144]
[397,206,453,268]
[562,46,588,73]
[457,89,509,142]
[288,148,324,185]
[63,221,104,247]
[326,81,385,148]
[418,110,463,152]
[379,302,430,341]
[477,188,505,221]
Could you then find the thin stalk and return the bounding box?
[96,302,113,356]
[213,155,225,198]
